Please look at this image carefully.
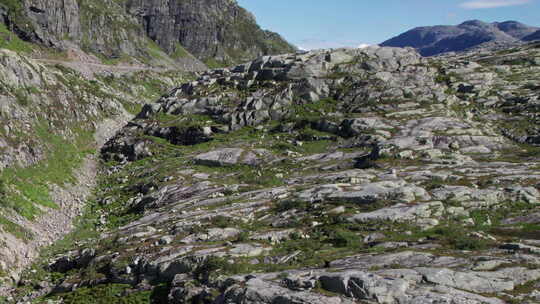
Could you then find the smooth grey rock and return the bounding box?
[228,244,269,257]
[327,181,430,204]
[415,267,540,294]
[319,270,409,303]
[349,201,444,224]
[194,148,273,166]
[222,277,350,304]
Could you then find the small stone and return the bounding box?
[397,150,414,159]
[328,206,346,215]
[159,235,174,245]
[363,232,386,243]
[449,141,460,150]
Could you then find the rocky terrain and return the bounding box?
[1,1,540,302]
[0,0,297,295]
[0,44,195,290]
[381,20,539,56]
[1,40,538,303]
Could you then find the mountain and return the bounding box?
[494,20,540,39]
[3,39,540,302]
[524,29,540,41]
[0,0,295,68]
[381,20,539,56]
[121,0,297,66]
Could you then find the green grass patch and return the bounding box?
[0,123,95,219]
[387,222,494,251]
[0,23,34,53]
[171,42,190,59]
[49,284,152,304]
[491,224,540,240]
[290,98,340,123]
[144,40,168,62]
[0,215,32,240]
[204,58,228,69]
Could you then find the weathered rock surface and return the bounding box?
[6,42,540,304]
[194,148,274,167]
[1,0,294,68]
[121,0,296,64]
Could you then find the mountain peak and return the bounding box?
[459,20,490,27]
[382,19,538,56]
[494,20,539,39]
[495,20,527,27]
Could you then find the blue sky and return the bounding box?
[237,0,540,50]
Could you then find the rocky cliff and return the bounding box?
[122,0,296,66]
[0,0,295,68]
[4,42,540,303]
[1,0,175,66]
[381,20,539,56]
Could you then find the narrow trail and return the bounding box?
[35,59,171,72]
[34,58,172,79]
[34,56,206,79]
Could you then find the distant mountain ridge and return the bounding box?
[524,29,540,41]
[381,20,540,56]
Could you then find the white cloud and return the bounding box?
[358,43,371,49]
[297,39,373,50]
[459,0,531,9]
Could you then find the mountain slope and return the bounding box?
[0,47,195,290]
[494,20,539,39]
[7,42,540,303]
[524,29,540,41]
[0,0,295,68]
[121,0,296,66]
[0,0,186,68]
[381,20,539,56]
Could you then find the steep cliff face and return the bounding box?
[3,0,138,54]
[21,0,82,48]
[122,0,296,65]
[0,0,294,67]
[0,0,203,69]
[21,0,191,66]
